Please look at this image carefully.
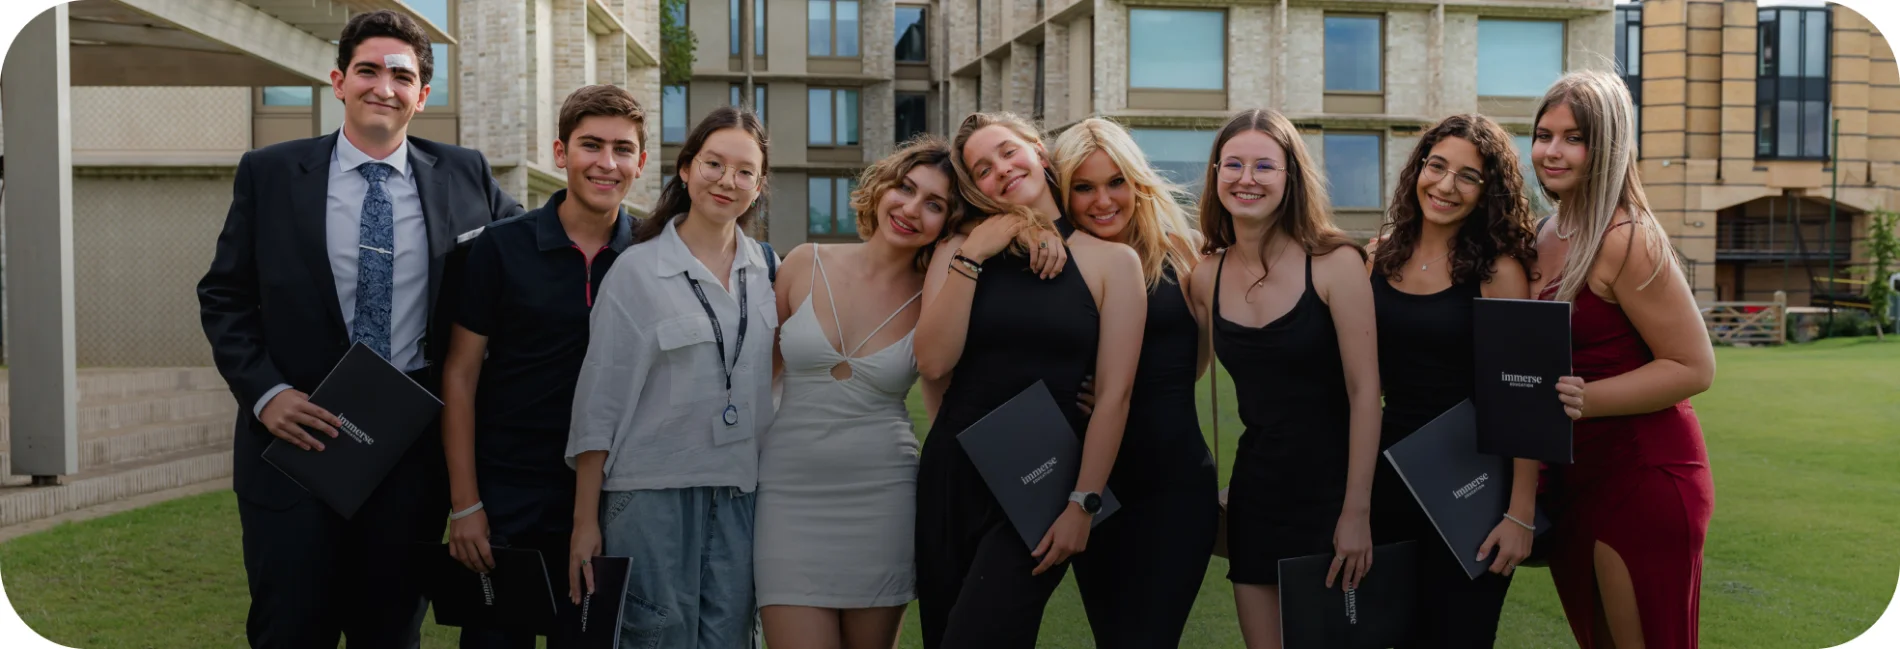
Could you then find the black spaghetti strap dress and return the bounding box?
[1213,253,1353,585]
[1071,264,1219,648]
[914,221,1098,649]
[1372,271,1515,647]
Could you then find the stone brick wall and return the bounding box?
[1096,2,1127,114]
[1228,4,1275,111]
[1007,42,1038,117]
[1284,7,1325,115]
[1441,13,1480,117]
[1045,20,1071,126]
[864,0,897,160]
[1386,11,1432,120]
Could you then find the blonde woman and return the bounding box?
[1055,118,1217,648]
[913,112,1147,648]
[1529,70,1715,649]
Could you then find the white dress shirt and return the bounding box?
[253,131,430,417]
[566,217,778,492]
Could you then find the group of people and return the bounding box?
[197,9,1717,649]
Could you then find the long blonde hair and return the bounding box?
[1197,109,1358,266]
[1535,70,1677,303]
[1053,118,1196,289]
[948,112,1061,245]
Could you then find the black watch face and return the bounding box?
[1082,493,1103,514]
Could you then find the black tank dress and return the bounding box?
[915,222,1098,649]
[1371,271,1516,648]
[1070,265,1219,648]
[1213,253,1352,585]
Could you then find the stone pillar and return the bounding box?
[2,4,80,480]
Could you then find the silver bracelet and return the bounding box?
[449,501,485,521]
[1502,512,1534,532]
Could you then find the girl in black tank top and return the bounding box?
[913,114,1150,649]
[1213,253,1354,581]
[1368,114,1540,648]
[1188,110,1385,648]
[1053,119,1218,648]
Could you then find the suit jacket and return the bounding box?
[198,131,524,509]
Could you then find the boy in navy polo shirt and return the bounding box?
[438,84,646,648]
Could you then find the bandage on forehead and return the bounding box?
[384,53,416,72]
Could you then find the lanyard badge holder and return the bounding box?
[685,270,748,428]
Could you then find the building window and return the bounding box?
[896,6,926,64]
[808,88,861,146]
[1617,4,1642,140]
[809,0,860,57]
[1477,19,1565,97]
[1034,43,1046,121]
[1758,7,1830,159]
[1324,16,1382,93]
[1129,128,1218,198]
[755,0,767,56]
[896,92,927,144]
[662,84,687,144]
[731,0,741,55]
[809,176,860,237]
[1325,133,1384,210]
[725,83,763,120]
[1129,9,1224,91]
[730,84,768,121]
[263,86,314,106]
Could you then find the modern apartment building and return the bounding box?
[941,0,1617,239]
[667,0,947,252]
[1625,0,1899,306]
[0,0,662,369]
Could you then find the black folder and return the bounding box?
[1472,297,1573,463]
[1277,541,1419,649]
[1382,399,1552,580]
[261,342,443,519]
[416,544,560,635]
[558,556,633,649]
[955,380,1121,551]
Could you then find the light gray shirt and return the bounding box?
[566,217,778,492]
[254,132,430,417]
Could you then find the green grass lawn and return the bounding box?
[3,338,1896,648]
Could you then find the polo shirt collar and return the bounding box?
[533,189,636,252]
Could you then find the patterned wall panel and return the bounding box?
[72,173,230,367]
[71,88,252,153]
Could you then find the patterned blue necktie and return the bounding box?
[353,162,395,359]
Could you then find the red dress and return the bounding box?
[1538,280,1715,648]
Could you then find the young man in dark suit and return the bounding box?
[197,10,524,648]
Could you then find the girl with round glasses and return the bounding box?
[1187,109,1382,649]
[565,106,777,647]
[1367,113,1540,648]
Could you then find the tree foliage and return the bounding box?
[660,0,697,87]
[1866,211,1899,339]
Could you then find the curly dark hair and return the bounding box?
[1372,114,1538,286]
[848,134,964,271]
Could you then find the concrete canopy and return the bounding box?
[61,0,453,87]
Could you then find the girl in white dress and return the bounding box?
[753,136,960,649]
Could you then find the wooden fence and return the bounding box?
[1701,291,1787,345]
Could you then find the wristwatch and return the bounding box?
[1069,491,1103,516]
